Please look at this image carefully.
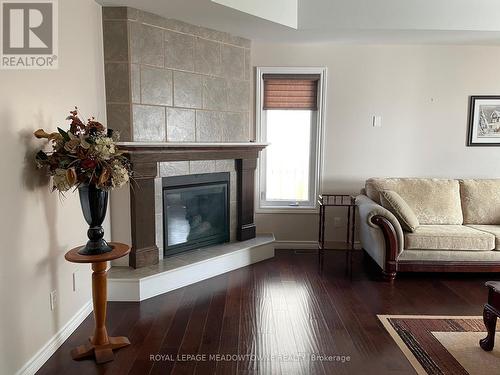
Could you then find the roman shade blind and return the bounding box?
[263,74,320,110]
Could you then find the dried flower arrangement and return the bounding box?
[34,107,131,192]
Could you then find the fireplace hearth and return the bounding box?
[163,172,230,256]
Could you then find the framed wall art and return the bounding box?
[467,95,500,146]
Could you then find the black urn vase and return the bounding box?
[78,184,112,255]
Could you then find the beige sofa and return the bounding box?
[356,178,500,280]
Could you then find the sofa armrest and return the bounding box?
[356,194,404,280]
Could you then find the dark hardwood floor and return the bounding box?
[37,250,493,375]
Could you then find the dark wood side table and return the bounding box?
[65,242,131,363]
[318,194,356,275]
[480,281,500,351]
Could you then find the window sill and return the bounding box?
[256,206,318,215]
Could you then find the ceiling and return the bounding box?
[97,0,500,44]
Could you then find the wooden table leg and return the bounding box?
[92,261,110,346]
[318,205,325,272]
[350,205,356,278]
[480,304,498,351]
[70,261,130,363]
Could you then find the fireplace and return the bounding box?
[118,142,266,268]
[162,172,230,256]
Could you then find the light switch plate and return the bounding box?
[373,115,382,128]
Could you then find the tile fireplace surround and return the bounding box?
[117,142,267,269]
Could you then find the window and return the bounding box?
[256,67,326,210]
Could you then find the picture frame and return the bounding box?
[467,95,500,146]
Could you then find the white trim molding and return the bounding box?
[273,240,318,249]
[273,240,362,250]
[255,207,318,214]
[255,66,328,212]
[15,301,92,375]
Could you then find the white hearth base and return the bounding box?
[108,234,275,301]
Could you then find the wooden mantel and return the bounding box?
[118,142,267,269]
[118,142,267,163]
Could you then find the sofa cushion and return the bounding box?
[404,225,495,251]
[379,190,419,232]
[467,225,500,250]
[365,178,463,225]
[460,179,500,224]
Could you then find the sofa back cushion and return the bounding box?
[365,178,463,225]
[460,179,500,224]
[379,190,420,232]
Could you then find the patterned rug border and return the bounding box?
[377,315,483,375]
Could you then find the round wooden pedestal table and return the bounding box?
[65,242,131,364]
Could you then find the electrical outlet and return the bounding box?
[50,290,57,311]
[72,270,79,292]
[372,115,382,128]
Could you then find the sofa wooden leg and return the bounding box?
[382,270,396,282]
[480,304,497,351]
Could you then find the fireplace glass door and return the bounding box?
[163,173,230,256]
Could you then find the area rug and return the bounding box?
[378,315,500,375]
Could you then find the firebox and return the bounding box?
[162,172,230,257]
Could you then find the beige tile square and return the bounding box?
[130,64,140,103]
[164,30,195,71]
[173,71,202,108]
[106,103,131,141]
[166,108,195,142]
[103,21,128,62]
[130,22,164,66]
[141,66,173,106]
[105,62,129,103]
[227,79,250,112]
[189,160,216,174]
[159,161,189,177]
[195,110,221,142]
[202,76,228,111]
[221,44,245,80]
[220,112,249,142]
[194,38,221,76]
[132,104,166,141]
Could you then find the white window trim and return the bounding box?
[255,66,327,214]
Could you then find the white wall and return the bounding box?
[252,43,500,242]
[212,0,298,28]
[0,1,107,373]
[298,0,500,31]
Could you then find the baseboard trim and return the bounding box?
[15,300,92,375]
[274,240,361,250]
[273,240,317,249]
